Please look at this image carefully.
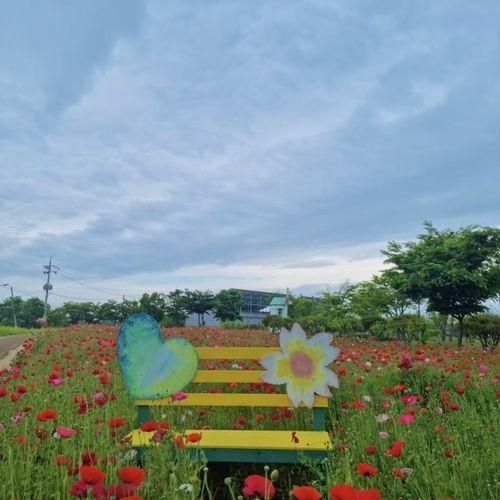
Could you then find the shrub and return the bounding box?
[464,314,500,350]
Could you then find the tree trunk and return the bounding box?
[457,317,465,347]
[440,316,448,342]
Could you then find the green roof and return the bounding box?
[269,297,286,306]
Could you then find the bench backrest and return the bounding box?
[135,347,328,431]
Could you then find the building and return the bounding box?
[260,296,288,318]
[184,288,286,327]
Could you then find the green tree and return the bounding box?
[288,296,317,319]
[57,302,98,324]
[98,300,121,325]
[118,299,141,322]
[138,292,167,323]
[185,290,214,327]
[383,222,500,346]
[0,296,23,326]
[165,289,189,326]
[19,297,45,327]
[464,313,500,350]
[213,289,244,322]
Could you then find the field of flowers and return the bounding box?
[0,325,498,499]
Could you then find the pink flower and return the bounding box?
[378,431,390,439]
[56,426,77,439]
[401,395,420,405]
[49,377,63,386]
[398,414,415,425]
[171,392,188,401]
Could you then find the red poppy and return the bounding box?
[387,441,405,458]
[139,421,158,432]
[291,485,322,499]
[104,484,137,499]
[118,467,145,487]
[55,455,72,466]
[36,409,58,421]
[81,452,98,465]
[80,465,106,485]
[0,386,8,397]
[329,485,381,500]
[364,446,377,455]
[242,474,276,499]
[109,417,126,429]
[356,463,378,477]
[185,432,202,443]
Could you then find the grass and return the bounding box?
[0,324,498,499]
[0,325,39,337]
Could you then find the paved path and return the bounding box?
[0,334,33,370]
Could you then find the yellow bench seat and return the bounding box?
[128,429,332,451]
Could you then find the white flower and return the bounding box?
[178,483,194,493]
[376,413,389,423]
[400,468,414,476]
[260,324,340,408]
[362,395,372,403]
[123,449,138,460]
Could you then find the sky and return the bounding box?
[1,0,499,305]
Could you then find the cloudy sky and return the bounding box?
[1,0,499,305]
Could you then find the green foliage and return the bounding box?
[464,313,500,350]
[138,292,168,322]
[288,296,318,319]
[213,289,244,322]
[383,222,500,345]
[293,314,328,334]
[385,314,439,344]
[0,296,45,328]
[327,316,362,335]
[165,289,189,326]
[262,315,293,333]
[184,290,215,327]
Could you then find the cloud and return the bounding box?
[0,0,499,303]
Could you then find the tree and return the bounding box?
[383,222,500,346]
[98,300,121,325]
[19,297,45,328]
[0,296,23,326]
[118,299,141,322]
[213,289,244,322]
[138,292,167,323]
[464,313,500,350]
[165,289,189,326]
[288,296,318,319]
[185,290,214,327]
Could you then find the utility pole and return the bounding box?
[10,286,17,328]
[43,257,57,317]
[1,283,17,327]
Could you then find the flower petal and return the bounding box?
[260,353,282,370]
[325,369,339,389]
[280,324,307,351]
[286,382,304,408]
[308,334,340,364]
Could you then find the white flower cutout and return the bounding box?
[260,323,340,408]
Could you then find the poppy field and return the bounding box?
[0,325,498,499]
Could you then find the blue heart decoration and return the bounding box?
[117,313,198,399]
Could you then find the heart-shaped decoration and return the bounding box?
[117,313,198,399]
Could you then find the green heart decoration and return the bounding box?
[117,313,198,399]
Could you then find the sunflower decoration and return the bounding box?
[260,323,340,408]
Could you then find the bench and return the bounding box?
[127,347,333,463]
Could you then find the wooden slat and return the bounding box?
[135,393,328,408]
[195,347,279,360]
[193,370,265,383]
[127,429,332,451]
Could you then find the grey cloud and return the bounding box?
[0,0,499,288]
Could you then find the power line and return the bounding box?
[50,292,114,302]
[56,269,124,297]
